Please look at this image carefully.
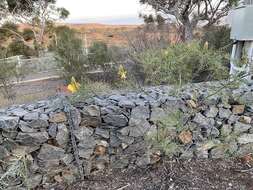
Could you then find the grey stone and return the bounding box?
[82,105,100,117]
[26,174,42,189]
[233,122,251,134]
[95,128,110,139]
[38,144,65,161]
[62,154,74,165]
[110,134,121,147]
[239,91,253,104]
[78,148,94,159]
[218,108,232,119]
[118,99,135,108]
[16,132,49,145]
[9,108,28,117]
[220,125,232,137]
[27,119,49,129]
[48,124,57,138]
[74,127,94,141]
[0,116,19,131]
[19,121,37,133]
[136,154,151,168]
[23,112,39,121]
[56,124,69,147]
[128,120,151,137]
[204,106,218,118]
[78,136,96,149]
[150,107,167,123]
[193,113,212,126]
[237,143,253,156]
[131,106,150,120]
[0,146,9,160]
[103,114,128,127]
[238,134,253,144]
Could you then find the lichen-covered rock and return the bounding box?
[233,122,251,134]
[56,124,69,148]
[38,144,65,162]
[102,114,128,127]
[238,134,253,144]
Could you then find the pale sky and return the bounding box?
[56,0,146,24]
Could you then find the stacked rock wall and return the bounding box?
[0,82,253,189]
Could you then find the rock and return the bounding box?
[239,91,253,104]
[78,148,94,159]
[131,106,150,120]
[220,125,232,137]
[96,140,109,147]
[9,108,28,117]
[238,134,253,144]
[193,113,213,126]
[16,132,49,145]
[27,119,49,129]
[19,121,37,133]
[239,116,252,124]
[237,143,253,156]
[232,105,245,115]
[103,114,128,127]
[48,124,58,138]
[178,130,192,144]
[95,128,110,139]
[128,118,151,137]
[0,146,10,160]
[23,112,39,121]
[233,122,251,134]
[82,105,100,117]
[211,143,238,158]
[74,127,93,141]
[12,145,40,156]
[150,107,167,123]
[136,154,151,168]
[218,108,232,119]
[49,112,67,123]
[0,116,19,131]
[38,144,65,161]
[118,99,135,109]
[186,100,198,109]
[94,145,107,156]
[110,133,121,147]
[56,124,69,147]
[204,106,218,118]
[62,154,74,165]
[26,174,42,189]
[78,136,96,149]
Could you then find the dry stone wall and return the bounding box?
[0,82,253,189]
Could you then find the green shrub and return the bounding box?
[201,26,233,53]
[136,42,229,85]
[0,22,18,40]
[88,41,112,69]
[7,40,35,57]
[54,27,89,81]
[22,28,34,41]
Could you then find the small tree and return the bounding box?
[0,0,69,51]
[54,27,89,81]
[88,41,112,69]
[140,0,239,41]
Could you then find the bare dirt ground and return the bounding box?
[61,158,253,190]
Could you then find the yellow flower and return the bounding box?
[204,41,209,50]
[118,65,127,80]
[67,77,81,93]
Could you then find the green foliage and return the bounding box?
[146,110,184,157]
[70,81,112,103]
[136,42,229,85]
[0,22,18,40]
[88,41,112,69]
[54,27,89,81]
[201,26,233,53]
[7,40,35,57]
[22,28,34,41]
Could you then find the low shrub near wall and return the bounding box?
[0,82,253,189]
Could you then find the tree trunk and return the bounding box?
[183,21,194,41]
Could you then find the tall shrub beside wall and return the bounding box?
[136,42,229,85]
